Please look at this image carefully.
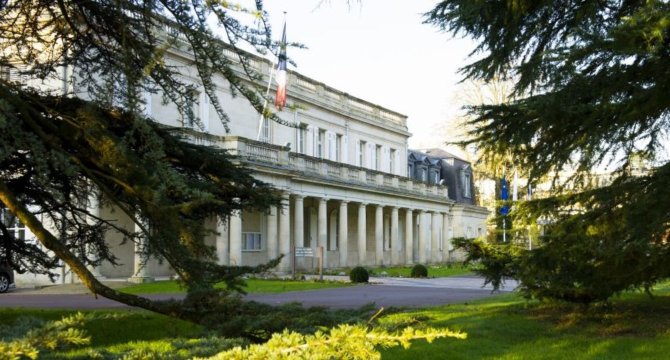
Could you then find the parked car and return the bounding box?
[0,262,15,293]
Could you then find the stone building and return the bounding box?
[5,29,488,284]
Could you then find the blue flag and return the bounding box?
[500,176,509,216]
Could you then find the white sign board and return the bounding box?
[295,247,314,257]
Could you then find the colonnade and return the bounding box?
[213,192,455,272]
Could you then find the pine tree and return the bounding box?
[0,0,286,324]
[426,0,670,302]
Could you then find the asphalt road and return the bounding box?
[0,276,517,310]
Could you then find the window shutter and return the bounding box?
[199,92,209,131]
[366,143,376,169]
[312,127,319,157]
[306,126,315,156]
[342,135,348,164]
[327,132,336,160]
[356,139,362,166]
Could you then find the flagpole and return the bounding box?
[256,12,286,141]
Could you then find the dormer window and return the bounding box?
[460,166,472,198]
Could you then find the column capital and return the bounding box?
[293,194,304,200]
[358,202,367,207]
[318,197,329,203]
[339,199,349,205]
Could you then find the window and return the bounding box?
[358,140,366,166]
[462,172,472,198]
[327,132,336,160]
[389,149,396,174]
[1,206,26,242]
[336,134,342,162]
[433,171,439,184]
[260,116,271,143]
[296,125,306,154]
[408,164,414,178]
[242,232,262,251]
[421,169,427,182]
[375,145,382,171]
[181,90,200,128]
[317,129,325,158]
[0,64,27,83]
[369,143,377,170]
[200,92,210,132]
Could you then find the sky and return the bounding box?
[256,0,477,150]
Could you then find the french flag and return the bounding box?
[274,22,287,110]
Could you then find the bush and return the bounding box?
[349,267,369,283]
[410,264,428,278]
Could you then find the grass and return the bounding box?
[364,263,475,278]
[380,284,670,359]
[4,283,670,359]
[120,278,352,295]
[0,308,205,359]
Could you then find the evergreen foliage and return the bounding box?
[0,0,290,329]
[349,266,370,283]
[212,323,465,360]
[0,313,90,360]
[427,0,670,303]
[410,264,428,278]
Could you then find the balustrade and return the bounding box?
[186,132,450,201]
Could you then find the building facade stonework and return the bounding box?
[7,40,488,284]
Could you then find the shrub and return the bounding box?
[410,264,428,278]
[349,267,369,283]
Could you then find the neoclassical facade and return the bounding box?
[9,31,488,283]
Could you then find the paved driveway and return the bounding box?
[0,276,518,310]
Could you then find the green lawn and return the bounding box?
[4,285,670,359]
[380,286,670,359]
[120,278,352,295]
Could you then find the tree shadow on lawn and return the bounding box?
[380,292,670,359]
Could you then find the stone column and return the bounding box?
[129,217,154,283]
[228,210,242,266]
[405,209,413,264]
[86,192,105,279]
[318,198,328,268]
[293,195,304,248]
[278,194,291,272]
[442,212,450,262]
[215,216,229,265]
[431,211,441,263]
[375,205,383,265]
[418,210,428,264]
[267,205,278,260]
[357,203,367,265]
[338,201,348,267]
[390,207,399,265]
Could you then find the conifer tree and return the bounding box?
[0,0,287,323]
[426,0,670,302]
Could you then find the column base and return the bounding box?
[127,276,155,284]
